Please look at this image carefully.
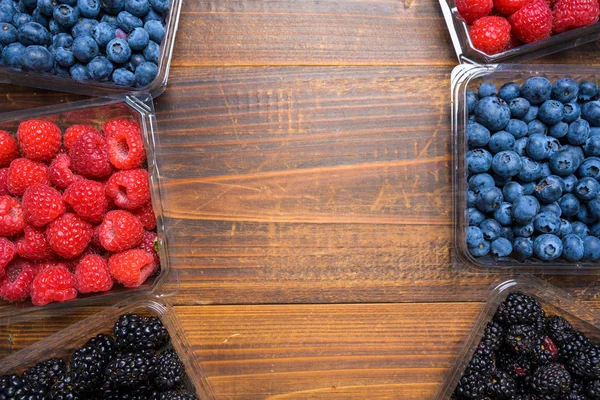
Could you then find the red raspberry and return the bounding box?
[30,264,77,306]
[17,120,61,162]
[69,132,113,179]
[131,201,156,230]
[63,124,102,150]
[103,118,141,137]
[0,168,8,196]
[457,0,493,24]
[98,210,144,252]
[22,184,65,227]
[107,127,147,170]
[108,249,156,288]
[0,237,16,273]
[553,0,600,33]
[74,254,113,293]
[0,258,36,302]
[91,224,102,249]
[0,130,18,168]
[469,16,512,54]
[36,260,68,273]
[105,169,150,210]
[63,179,109,223]
[48,153,82,190]
[0,196,26,237]
[508,0,553,43]
[46,213,93,259]
[493,0,530,15]
[16,225,55,261]
[139,230,160,267]
[7,158,49,197]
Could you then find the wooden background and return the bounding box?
[3,0,600,398]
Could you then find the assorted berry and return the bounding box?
[0,313,199,399]
[0,116,160,307]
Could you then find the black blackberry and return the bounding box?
[546,316,575,345]
[159,390,199,400]
[559,332,591,363]
[567,345,600,378]
[497,351,532,380]
[95,382,160,400]
[70,342,108,393]
[0,375,33,400]
[481,320,505,351]
[487,369,517,399]
[505,324,540,355]
[466,344,496,375]
[113,314,169,351]
[495,292,545,326]
[48,375,84,400]
[104,350,157,389]
[531,337,559,366]
[21,357,67,394]
[85,333,117,363]
[154,350,184,390]
[530,363,572,398]
[454,369,489,399]
[586,380,600,400]
[561,392,587,400]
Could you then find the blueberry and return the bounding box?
[589,221,600,237]
[583,236,600,260]
[489,131,515,154]
[141,38,157,62]
[18,21,49,45]
[78,0,99,18]
[526,134,551,161]
[466,226,484,248]
[524,183,538,195]
[549,147,580,177]
[102,0,124,14]
[533,234,563,260]
[1,41,23,67]
[539,162,552,178]
[72,35,98,62]
[492,173,511,187]
[579,81,598,102]
[144,19,162,43]
[468,207,486,226]
[513,137,528,156]
[69,61,88,80]
[12,12,32,28]
[549,121,568,139]
[125,51,143,71]
[501,226,514,241]
[54,46,73,66]
[53,32,73,48]
[527,120,547,136]
[116,10,141,32]
[92,21,114,47]
[0,22,17,45]
[563,102,580,123]
[565,144,585,165]
[533,212,561,234]
[124,0,149,17]
[53,4,78,28]
[469,240,490,257]
[505,119,528,139]
[20,44,53,71]
[492,150,522,178]
[503,182,524,203]
[522,105,539,123]
[101,13,118,26]
[86,55,112,80]
[558,219,573,238]
[114,27,126,38]
[517,156,542,182]
[466,90,479,114]
[148,0,167,13]
[572,221,590,238]
[583,101,600,127]
[551,78,578,103]
[562,234,584,261]
[480,218,502,241]
[588,197,600,220]
[467,190,476,207]
[478,82,496,98]
[509,97,530,119]
[37,0,57,16]
[513,237,533,258]
[143,7,160,22]
[493,202,513,226]
[474,96,510,131]
[49,19,68,35]
[566,119,591,146]
[111,66,134,85]
[559,193,580,217]
[584,135,600,157]
[498,82,520,102]
[106,37,130,63]
[0,4,16,23]
[541,202,561,217]
[513,222,534,238]
[468,173,495,194]
[563,174,577,192]
[578,204,597,225]
[591,127,600,137]
[575,177,600,201]
[522,77,552,105]
[513,195,540,224]
[538,100,564,125]
[71,17,97,37]
[127,25,147,50]
[491,237,512,257]
[476,186,503,213]
[534,175,564,204]
[134,59,156,86]
[54,62,70,77]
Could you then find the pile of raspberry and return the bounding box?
[0,116,160,307]
[457,0,600,55]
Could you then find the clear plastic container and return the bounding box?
[0,94,175,317]
[438,0,600,64]
[0,296,216,400]
[452,63,600,274]
[0,0,182,98]
[435,275,600,399]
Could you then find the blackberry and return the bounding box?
[454,369,489,399]
[487,369,517,399]
[567,345,600,378]
[159,390,199,400]
[154,350,184,390]
[495,292,545,326]
[530,363,572,398]
[95,382,160,400]
[49,375,84,400]
[586,380,600,400]
[561,392,586,400]
[104,350,157,388]
[466,344,496,375]
[0,375,32,399]
[497,351,532,380]
[86,333,117,363]
[505,324,540,354]
[531,337,559,366]
[546,316,574,345]
[113,314,169,351]
[481,320,505,351]
[70,342,107,392]
[21,357,67,393]
[559,332,591,362]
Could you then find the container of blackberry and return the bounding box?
[453,63,600,274]
[435,275,600,399]
[0,296,216,399]
[0,93,175,317]
[0,0,182,98]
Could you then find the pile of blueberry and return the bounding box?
[466,77,600,262]
[0,0,168,87]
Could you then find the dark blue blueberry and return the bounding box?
[549,121,568,139]
[0,4,16,23]
[579,203,599,224]
[468,173,495,194]
[498,82,520,102]
[71,17,97,37]
[572,221,590,238]
[522,77,552,105]
[584,135,600,157]
[588,197,600,220]
[134,59,156,86]
[583,236,600,260]
[124,0,148,17]
[566,119,591,145]
[513,237,533,258]
[127,25,147,50]
[37,0,56,16]
[53,4,78,27]
[467,190,476,207]
[493,202,513,226]
[591,127,600,136]
[522,105,538,123]
[559,193,580,217]
[582,101,600,127]
[501,226,514,241]
[143,7,160,22]
[31,8,48,28]
[467,148,492,174]
[59,0,78,6]
[141,38,157,63]
[92,21,115,47]
[517,156,542,182]
[102,0,124,14]
[492,150,522,178]
[549,147,580,177]
[512,195,540,224]
[551,78,578,103]
[540,202,561,217]
[513,222,534,238]
[562,102,580,123]
[480,218,502,241]
[476,186,503,213]
[125,51,143,71]
[468,207,486,226]
[565,144,585,165]
[466,90,478,114]
[148,0,167,13]
[523,182,536,195]
[534,175,564,204]
[527,120,547,136]
[18,22,49,45]
[526,134,552,161]
[488,131,515,154]
[533,234,563,260]
[78,0,99,18]
[106,37,130,63]
[69,62,88,80]
[533,212,561,234]
[53,32,73,48]
[54,45,73,66]
[72,35,98,62]
[21,0,37,10]
[54,62,69,77]
[48,19,68,35]
[116,10,141,32]
[469,240,490,257]
[101,13,117,26]
[478,82,496,98]
[558,219,573,238]
[0,22,17,45]
[503,181,524,203]
[466,226,484,248]
[562,234,584,261]
[575,177,600,201]
[112,66,134,85]
[20,44,53,71]
[491,237,512,257]
[589,221,600,237]
[563,174,577,192]
[538,100,564,125]
[12,12,32,28]
[513,137,528,156]
[144,19,162,43]
[505,119,528,139]
[114,26,126,38]
[509,97,530,119]
[539,162,552,178]
[86,55,112,80]
[1,41,23,67]
[578,81,598,102]
[492,173,511,187]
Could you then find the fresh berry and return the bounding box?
[466,343,496,374]
[546,315,575,344]
[7,158,49,197]
[531,363,572,397]
[16,225,55,261]
[106,125,146,170]
[495,291,545,325]
[86,333,117,364]
[154,350,184,390]
[568,345,600,378]
[69,132,113,179]
[493,0,530,15]
[109,248,156,288]
[469,16,512,55]
[17,119,61,162]
[159,390,199,400]
[103,118,141,137]
[456,0,493,24]
[553,0,600,34]
[131,201,156,230]
[0,237,16,273]
[497,351,532,380]
[104,350,157,388]
[487,369,517,399]
[505,323,540,354]
[22,358,67,395]
[46,212,93,259]
[105,168,150,210]
[0,195,26,237]
[99,210,144,252]
[63,124,102,150]
[70,342,109,392]
[22,184,65,227]
[139,230,160,266]
[49,375,84,400]
[508,0,553,43]
[455,368,489,399]
[74,254,113,293]
[532,336,559,366]
[48,153,83,190]
[63,179,109,223]
[0,258,36,302]
[30,264,77,306]
[113,313,169,351]
[0,168,8,196]
[0,130,18,168]
[0,375,32,399]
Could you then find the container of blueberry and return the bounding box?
[0,0,182,97]
[435,275,600,399]
[453,63,600,274]
[0,93,175,317]
[0,296,216,399]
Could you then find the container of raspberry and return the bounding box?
[0,93,175,317]
[453,63,600,273]
[439,0,600,64]
[0,296,216,399]
[435,275,600,399]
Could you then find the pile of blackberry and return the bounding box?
[453,291,600,399]
[0,313,199,399]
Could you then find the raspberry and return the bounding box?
[69,132,113,179]
[105,169,150,210]
[30,264,77,306]
[7,158,49,197]
[0,196,26,237]
[469,16,512,55]
[63,124,101,150]
[107,126,146,170]
[0,237,16,273]
[22,184,65,227]
[17,120,61,162]
[553,0,600,34]
[74,254,113,293]
[0,168,8,196]
[46,213,93,259]
[139,230,160,267]
[91,224,102,249]
[131,201,156,230]
[508,0,553,43]
[0,130,18,168]
[457,0,493,24]
[108,249,156,288]
[99,210,144,252]
[103,118,141,137]
[493,0,530,15]
[48,153,82,190]
[0,259,36,302]
[63,179,109,223]
[16,225,55,261]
